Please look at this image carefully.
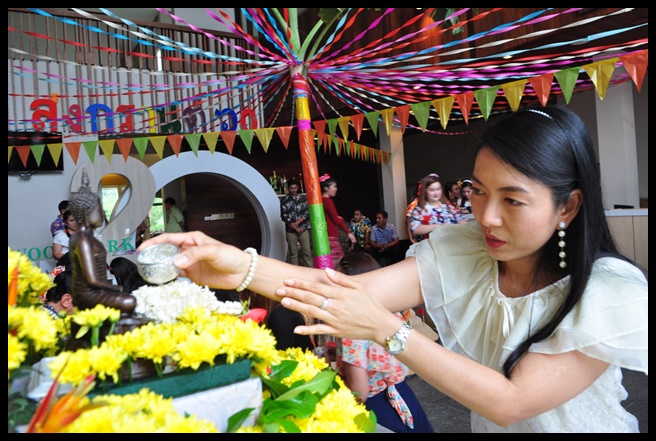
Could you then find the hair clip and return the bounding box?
[319,174,331,182]
[526,109,553,120]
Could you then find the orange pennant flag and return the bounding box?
[167,134,184,157]
[350,113,365,141]
[115,138,133,161]
[431,96,455,130]
[620,50,648,93]
[65,142,82,165]
[220,131,237,155]
[395,104,411,133]
[15,145,31,167]
[455,92,474,125]
[582,58,618,101]
[529,73,554,107]
[500,79,527,113]
[275,126,293,149]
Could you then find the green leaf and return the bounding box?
[276,369,336,401]
[226,407,255,433]
[355,410,378,433]
[260,375,291,398]
[317,8,344,24]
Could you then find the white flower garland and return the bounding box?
[132,279,243,324]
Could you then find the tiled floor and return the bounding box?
[407,368,648,433]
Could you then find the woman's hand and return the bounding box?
[138,231,251,291]
[277,268,402,346]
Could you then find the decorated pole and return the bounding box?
[291,68,332,269]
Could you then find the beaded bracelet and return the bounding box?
[236,247,258,292]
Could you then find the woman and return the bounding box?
[409,173,464,242]
[335,252,433,433]
[52,210,78,261]
[459,179,474,214]
[140,106,648,432]
[319,174,356,267]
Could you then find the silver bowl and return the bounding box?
[136,243,180,285]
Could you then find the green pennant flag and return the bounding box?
[411,101,432,132]
[31,144,46,166]
[185,133,202,156]
[364,111,380,138]
[554,67,581,104]
[133,137,149,159]
[326,118,339,137]
[239,129,255,154]
[82,140,97,162]
[474,85,500,121]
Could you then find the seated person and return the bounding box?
[349,209,372,253]
[267,303,313,352]
[368,210,401,267]
[43,270,75,319]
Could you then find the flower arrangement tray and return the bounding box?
[90,358,251,399]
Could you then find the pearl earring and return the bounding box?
[558,221,567,268]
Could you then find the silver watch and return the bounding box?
[385,322,412,355]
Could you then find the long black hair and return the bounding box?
[476,105,630,378]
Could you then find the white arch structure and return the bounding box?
[149,151,286,260]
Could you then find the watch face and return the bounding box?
[388,338,403,354]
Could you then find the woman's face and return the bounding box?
[471,147,562,265]
[425,182,442,204]
[461,186,473,201]
[65,216,77,232]
[324,183,338,197]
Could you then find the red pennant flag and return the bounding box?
[65,142,82,165]
[350,113,365,141]
[167,134,184,157]
[395,105,411,133]
[220,131,237,155]
[115,138,133,161]
[529,73,555,107]
[275,126,293,149]
[620,50,648,93]
[15,145,31,167]
[455,92,474,125]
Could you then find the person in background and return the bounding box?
[141,105,647,432]
[368,210,401,267]
[335,252,433,433]
[43,269,75,319]
[109,257,139,291]
[280,178,313,267]
[405,181,422,245]
[445,181,461,209]
[349,209,372,253]
[164,197,185,233]
[53,210,78,262]
[319,174,357,267]
[409,173,464,242]
[459,179,474,214]
[267,303,314,352]
[50,200,69,237]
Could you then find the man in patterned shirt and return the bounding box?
[349,209,372,252]
[280,178,313,267]
[368,210,400,267]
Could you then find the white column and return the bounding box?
[378,123,410,239]
[596,80,640,209]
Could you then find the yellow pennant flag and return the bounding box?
[582,58,618,100]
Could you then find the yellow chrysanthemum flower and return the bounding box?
[8,333,27,376]
[8,248,55,306]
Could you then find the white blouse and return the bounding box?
[407,222,648,432]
